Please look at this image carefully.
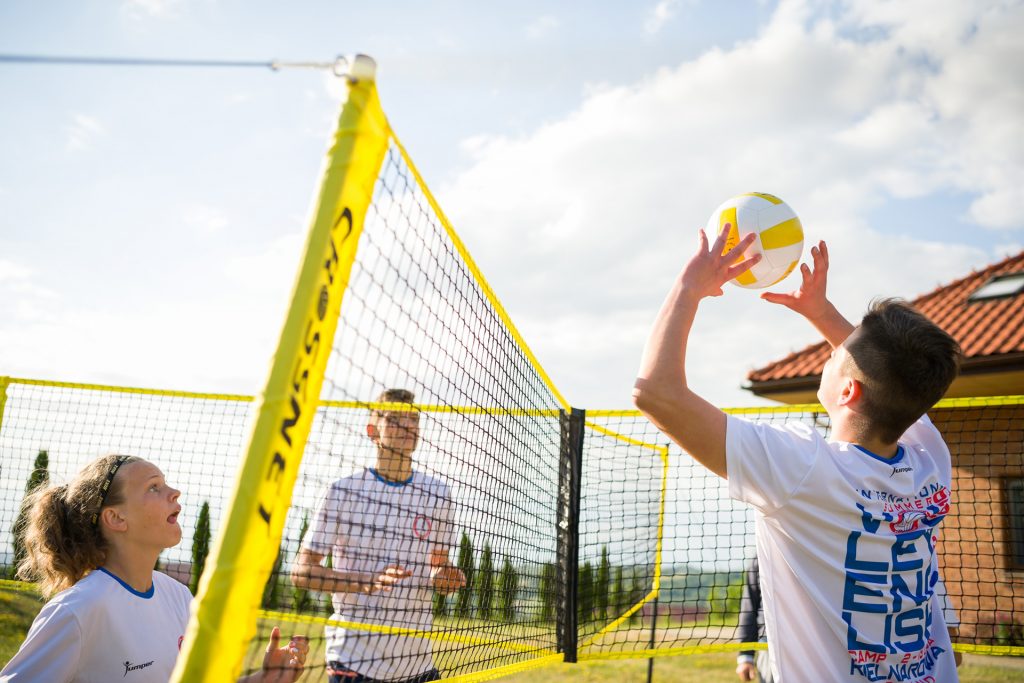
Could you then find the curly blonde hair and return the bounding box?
[16,454,139,598]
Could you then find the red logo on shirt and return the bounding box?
[413,514,432,539]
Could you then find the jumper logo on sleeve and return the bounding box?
[844,484,951,680]
[124,660,155,677]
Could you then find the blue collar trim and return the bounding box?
[97,566,154,599]
[369,468,413,487]
[852,444,905,464]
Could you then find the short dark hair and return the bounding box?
[844,298,962,443]
[372,388,415,415]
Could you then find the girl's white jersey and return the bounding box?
[727,414,958,683]
[0,569,192,683]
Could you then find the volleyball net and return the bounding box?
[1,55,1023,680]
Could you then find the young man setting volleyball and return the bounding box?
[634,228,961,682]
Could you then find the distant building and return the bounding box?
[744,250,1024,646]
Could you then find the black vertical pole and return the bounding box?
[556,407,585,663]
[646,594,659,682]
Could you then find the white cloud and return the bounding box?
[183,205,230,234]
[66,114,105,152]
[645,0,681,35]
[121,0,184,20]
[0,260,32,283]
[439,0,1021,408]
[526,15,560,40]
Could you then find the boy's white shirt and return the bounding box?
[304,468,454,681]
[0,569,192,683]
[727,414,958,683]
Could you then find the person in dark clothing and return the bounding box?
[736,555,772,683]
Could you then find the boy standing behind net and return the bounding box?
[634,228,961,682]
[292,388,465,683]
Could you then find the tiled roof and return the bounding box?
[747,251,1024,384]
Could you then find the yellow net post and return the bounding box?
[172,54,391,682]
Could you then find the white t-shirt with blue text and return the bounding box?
[727,414,958,683]
[304,468,454,681]
[0,568,192,683]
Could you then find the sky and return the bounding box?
[1,0,1022,411]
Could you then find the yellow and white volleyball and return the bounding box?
[706,192,804,289]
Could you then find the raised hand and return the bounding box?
[760,240,830,318]
[257,627,307,683]
[680,225,760,300]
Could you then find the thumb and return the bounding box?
[267,626,281,652]
[760,291,791,306]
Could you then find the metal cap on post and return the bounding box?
[334,53,377,83]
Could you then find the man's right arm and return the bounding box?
[633,227,759,479]
[290,549,410,594]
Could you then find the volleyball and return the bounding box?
[707,192,804,289]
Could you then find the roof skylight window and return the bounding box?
[968,272,1024,301]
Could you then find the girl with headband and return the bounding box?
[0,454,308,682]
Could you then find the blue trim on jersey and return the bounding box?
[852,444,905,464]
[97,566,155,599]
[369,468,414,487]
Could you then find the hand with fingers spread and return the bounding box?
[681,225,761,300]
[760,240,831,319]
[759,239,855,348]
[243,627,308,683]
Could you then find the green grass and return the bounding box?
[0,587,44,666]
[3,587,1022,681]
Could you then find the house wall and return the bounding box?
[933,404,1024,645]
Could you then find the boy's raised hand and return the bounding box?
[760,240,855,347]
[681,226,759,299]
[761,240,830,318]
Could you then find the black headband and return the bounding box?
[91,455,130,528]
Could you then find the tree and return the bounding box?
[539,562,556,622]
[293,514,313,612]
[263,542,284,609]
[433,590,448,618]
[596,546,610,621]
[11,450,50,577]
[189,501,211,595]
[499,557,518,622]
[612,565,625,617]
[578,561,594,623]
[628,570,646,624]
[455,532,475,618]
[476,543,495,619]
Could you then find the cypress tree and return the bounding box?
[293,514,312,612]
[433,591,448,618]
[263,542,284,609]
[539,562,556,622]
[11,450,49,577]
[628,569,645,624]
[476,543,494,619]
[499,557,518,622]
[612,565,625,617]
[189,501,211,595]
[596,546,610,621]
[455,532,475,618]
[578,561,594,623]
